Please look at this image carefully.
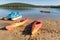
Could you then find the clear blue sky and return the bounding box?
[0,0,60,5]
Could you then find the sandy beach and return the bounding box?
[0,18,60,40]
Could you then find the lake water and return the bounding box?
[0,8,60,19]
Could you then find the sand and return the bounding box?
[0,18,60,40]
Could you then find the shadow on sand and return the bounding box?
[0,24,7,30]
[0,27,7,30]
[22,21,35,35]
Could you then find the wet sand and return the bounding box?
[0,18,60,40]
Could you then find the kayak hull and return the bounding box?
[32,20,42,35]
[11,15,22,20]
[6,18,28,31]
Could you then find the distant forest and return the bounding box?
[0,3,60,10]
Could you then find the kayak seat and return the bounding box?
[8,18,12,20]
[36,22,40,24]
[20,20,24,22]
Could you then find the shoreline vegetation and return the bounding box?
[0,3,60,10]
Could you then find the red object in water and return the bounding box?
[32,20,42,35]
[5,18,28,31]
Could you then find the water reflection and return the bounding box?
[0,8,60,19]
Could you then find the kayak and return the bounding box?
[6,12,22,20]
[8,15,22,20]
[5,18,28,31]
[32,20,42,35]
[40,10,50,13]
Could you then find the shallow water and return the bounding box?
[0,8,60,19]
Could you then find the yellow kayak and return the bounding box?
[5,18,28,31]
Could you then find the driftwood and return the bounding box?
[0,16,8,20]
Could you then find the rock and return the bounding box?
[0,16,3,20]
[4,18,8,20]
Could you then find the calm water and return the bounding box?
[0,8,60,19]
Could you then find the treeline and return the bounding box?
[0,3,60,8]
[0,3,37,7]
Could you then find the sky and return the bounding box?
[0,0,60,5]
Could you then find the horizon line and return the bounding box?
[0,2,60,6]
